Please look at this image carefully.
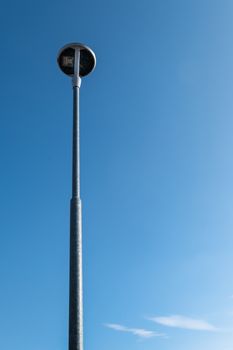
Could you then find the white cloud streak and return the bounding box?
[148,315,217,331]
[105,323,166,339]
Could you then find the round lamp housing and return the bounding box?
[57,43,96,77]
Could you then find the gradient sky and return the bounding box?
[1,0,233,349]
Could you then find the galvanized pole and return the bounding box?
[57,42,96,350]
[69,48,83,350]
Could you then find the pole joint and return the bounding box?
[72,75,82,88]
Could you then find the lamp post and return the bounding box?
[57,43,96,350]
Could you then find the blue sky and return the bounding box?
[1,0,233,349]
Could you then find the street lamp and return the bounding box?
[57,43,96,350]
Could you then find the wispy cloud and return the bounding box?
[148,315,217,331]
[105,323,166,339]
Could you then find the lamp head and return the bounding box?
[57,43,96,78]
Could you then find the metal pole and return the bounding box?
[69,49,83,350]
[57,42,96,350]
